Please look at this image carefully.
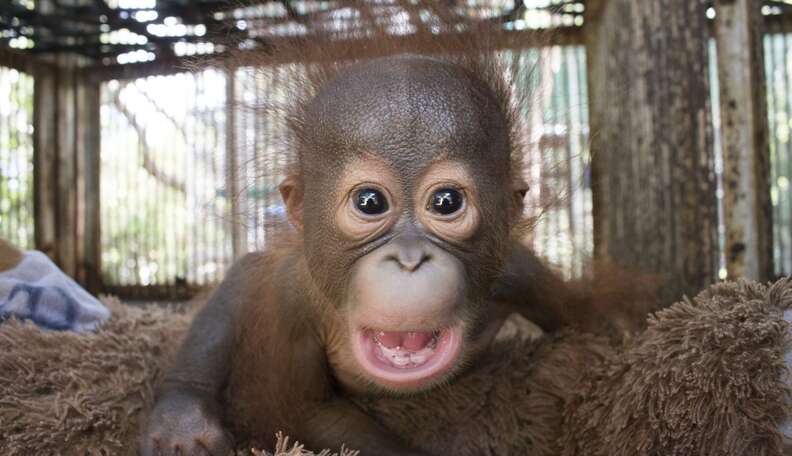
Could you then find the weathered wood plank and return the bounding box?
[33,71,58,260]
[32,59,102,287]
[56,61,77,278]
[76,78,102,291]
[586,0,719,303]
[0,46,55,75]
[714,0,774,280]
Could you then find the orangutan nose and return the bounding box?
[385,236,432,272]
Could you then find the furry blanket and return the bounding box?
[1,280,790,455]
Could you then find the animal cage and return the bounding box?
[95,45,591,298]
[1,0,791,300]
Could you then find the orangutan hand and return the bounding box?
[139,389,233,456]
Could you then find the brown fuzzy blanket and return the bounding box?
[1,280,790,455]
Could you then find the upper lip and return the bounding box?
[358,322,454,333]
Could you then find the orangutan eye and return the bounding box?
[355,188,389,216]
[429,188,464,216]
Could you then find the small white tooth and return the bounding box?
[410,353,428,365]
[392,355,410,367]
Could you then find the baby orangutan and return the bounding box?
[140,52,601,455]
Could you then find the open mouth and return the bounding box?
[352,325,463,388]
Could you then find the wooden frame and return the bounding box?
[82,26,586,83]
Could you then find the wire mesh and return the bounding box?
[509,46,592,278]
[765,27,792,276]
[233,64,298,253]
[100,70,232,293]
[0,66,34,249]
[98,48,594,294]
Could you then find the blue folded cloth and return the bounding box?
[0,251,110,331]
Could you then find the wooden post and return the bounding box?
[585,0,719,303]
[56,63,78,278]
[714,0,774,281]
[32,63,102,286]
[30,0,103,287]
[77,79,102,290]
[33,71,58,260]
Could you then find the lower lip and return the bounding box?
[352,325,463,389]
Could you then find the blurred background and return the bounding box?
[0,0,788,303]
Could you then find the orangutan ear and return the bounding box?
[279,176,304,232]
[512,178,529,215]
